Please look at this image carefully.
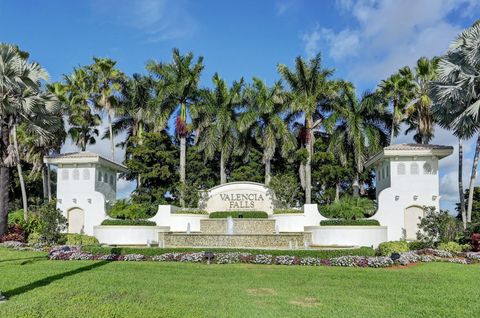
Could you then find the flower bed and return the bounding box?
[3,241,479,268]
[39,244,480,268]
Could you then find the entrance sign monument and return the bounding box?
[48,143,453,248]
[199,182,275,214]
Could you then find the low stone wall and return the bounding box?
[305,225,388,248]
[200,219,276,234]
[163,233,306,248]
[94,225,170,245]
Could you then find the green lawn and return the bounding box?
[1,247,479,318]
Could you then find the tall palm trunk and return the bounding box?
[458,139,466,229]
[335,181,341,202]
[305,117,313,204]
[264,155,271,186]
[352,173,360,197]
[47,164,52,201]
[467,134,480,223]
[179,135,186,207]
[42,163,48,201]
[12,125,28,221]
[390,100,397,145]
[108,112,114,161]
[220,151,227,184]
[0,123,10,236]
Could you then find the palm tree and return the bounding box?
[329,82,389,196]
[20,92,66,202]
[88,58,125,161]
[278,53,337,204]
[377,68,414,143]
[431,21,480,224]
[52,69,101,151]
[404,57,439,144]
[193,73,243,184]
[109,74,155,155]
[238,78,296,185]
[147,48,204,206]
[0,44,57,233]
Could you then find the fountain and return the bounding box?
[186,222,191,234]
[226,216,234,235]
[275,225,279,235]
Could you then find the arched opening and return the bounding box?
[404,205,424,240]
[68,207,85,234]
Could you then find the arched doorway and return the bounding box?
[68,208,85,234]
[404,206,424,240]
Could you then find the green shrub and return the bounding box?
[320,219,380,226]
[175,209,208,215]
[101,219,157,226]
[209,211,268,219]
[274,209,303,214]
[33,201,67,245]
[107,200,156,220]
[377,241,409,256]
[82,246,375,258]
[408,240,433,250]
[8,210,25,225]
[64,233,99,246]
[319,196,376,220]
[8,209,41,235]
[269,173,302,208]
[417,207,463,244]
[438,241,463,253]
[27,232,41,245]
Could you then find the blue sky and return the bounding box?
[1,0,479,211]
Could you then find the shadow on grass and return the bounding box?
[4,260,110,298]
[0,256,47,264]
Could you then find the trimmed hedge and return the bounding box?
[320,219,380,226]
[274,209,303,214]
[101,219,157,226]
[175,209,208,215]
[209,211,268,219]
[64,233,99,246]
[377,241,409,256]
[81,245,375,258]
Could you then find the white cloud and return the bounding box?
[92,0,196,42]
[302,25,322,58]
[312,0,478,83]
[275,0,296,16]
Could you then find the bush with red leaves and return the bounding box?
[471,233,480,252]
[0,224,26,243]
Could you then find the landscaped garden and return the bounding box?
[1,247,480,317]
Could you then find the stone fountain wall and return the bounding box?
[199,219,276,234]
[162,218,307,248]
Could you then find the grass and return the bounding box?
[1,248,480,317]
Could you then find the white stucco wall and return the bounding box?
[94,226,170,245]
[148,205,208,232]
[55,163,121,236]
[372,156,441,241]
[305,226,388,248]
